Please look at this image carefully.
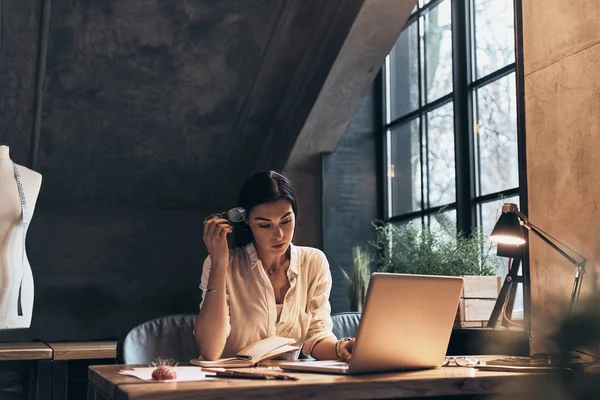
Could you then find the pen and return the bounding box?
[203,368,298,381]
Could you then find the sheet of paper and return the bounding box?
[119,366,216,382]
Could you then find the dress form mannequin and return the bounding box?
[0,145,42,329]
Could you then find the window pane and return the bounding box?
[421,0,435,9]
[389,21,419,121]
[475,73,518,196]
[423,0,453,104]
[395,216,423,230]
[428,208,457,242]
[426,102,455,207]
[473,0,515,79]
[479,196,519,240]
[478,196,522,316]
[388,119,421,217]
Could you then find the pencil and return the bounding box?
[203,368,298,381]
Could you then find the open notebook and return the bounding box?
[190,336,299,368]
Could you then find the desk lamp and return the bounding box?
[487,203,587,330]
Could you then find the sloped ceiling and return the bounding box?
[4,0,363,208]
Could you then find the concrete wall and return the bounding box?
[523,0,600,352]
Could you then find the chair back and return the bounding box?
[331,312,362,339]
[117,314,198,364]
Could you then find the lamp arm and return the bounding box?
[514,211,587,271]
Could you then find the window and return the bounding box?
[383,0,522,318]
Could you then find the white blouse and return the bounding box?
[198,242,336,359]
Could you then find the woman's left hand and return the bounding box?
[338,338,355,362]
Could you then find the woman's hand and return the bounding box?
[337,338,355,362]
[203,218,233,264]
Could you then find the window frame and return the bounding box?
[379,0,530,332]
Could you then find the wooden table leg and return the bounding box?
[87,382,110,400]
[86,382,95,400]
[53,360,68,400]
[34,359,52,400]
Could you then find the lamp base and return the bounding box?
[487,352,594,371]
[530,352,581,364]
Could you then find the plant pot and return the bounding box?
[454,276,502,328]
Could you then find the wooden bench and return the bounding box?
[49,342,117,361]
[47,341,117,400]
[0,342,53,399]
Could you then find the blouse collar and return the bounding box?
[246,242,299,275]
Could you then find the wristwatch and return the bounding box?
[335,337,352,360]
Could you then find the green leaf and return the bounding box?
[371,216,500,277]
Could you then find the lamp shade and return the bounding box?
[489,212,526,245]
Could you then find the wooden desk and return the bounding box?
[0,342,53,400]
[87,361,542,400]
[48,341,118,400]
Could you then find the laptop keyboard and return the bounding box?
[320,362,348,367]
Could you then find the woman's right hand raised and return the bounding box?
[203,218,233,265]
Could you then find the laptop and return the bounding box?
[279,272,464,375]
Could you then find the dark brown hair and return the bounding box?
[233,171,298,247]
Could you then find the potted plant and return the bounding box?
[372,213,503,328]
[340,246,372,312]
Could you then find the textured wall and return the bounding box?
[523,0,600,353]
[0,0,40,164]
[0,0,364,341]
[40,1,277,206]
[322,88,379,313]
[0,0,414,342]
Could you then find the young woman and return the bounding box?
[194,171,354,362]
